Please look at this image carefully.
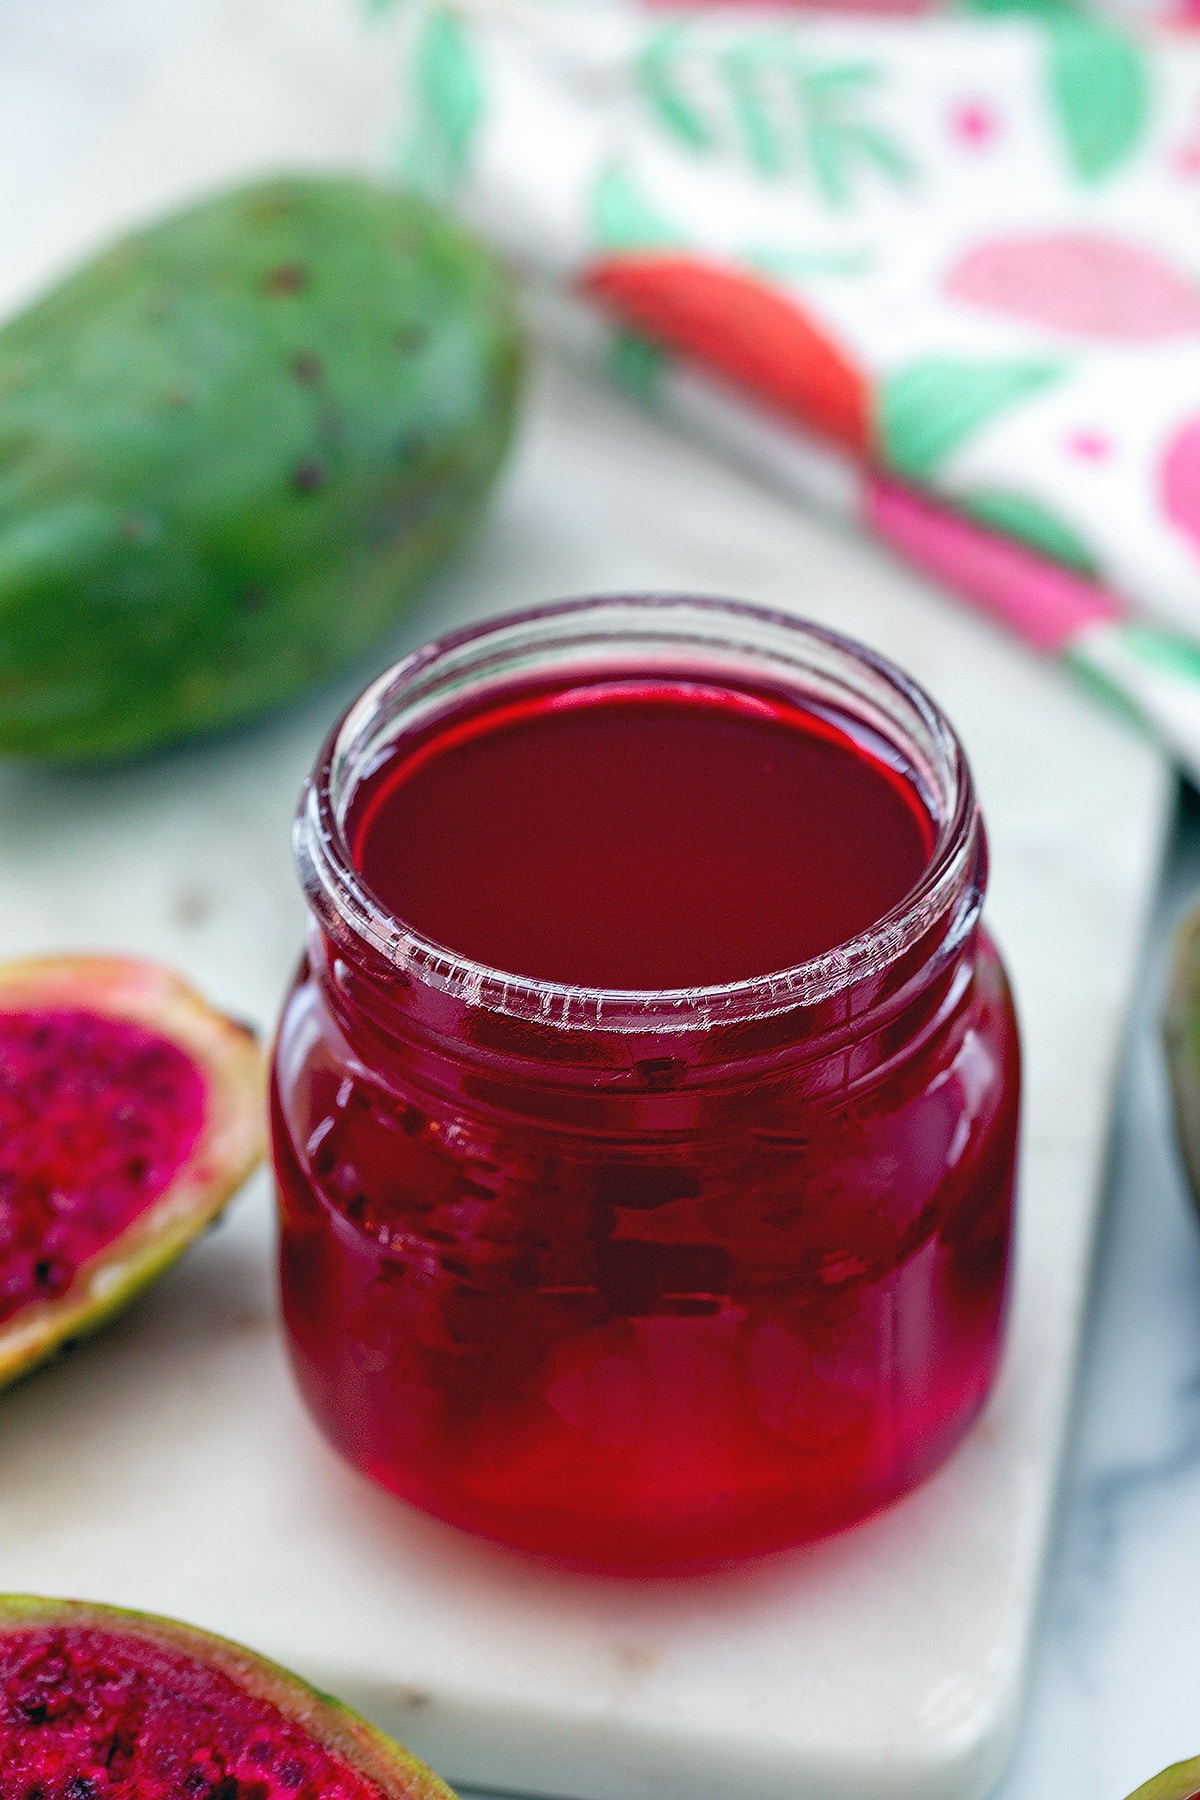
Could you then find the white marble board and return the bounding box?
[0,6,1175,1799]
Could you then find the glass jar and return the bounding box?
[271,595,1020,1571]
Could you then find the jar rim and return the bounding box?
[296,594,982,1032]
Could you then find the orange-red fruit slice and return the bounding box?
[581,253,873,454]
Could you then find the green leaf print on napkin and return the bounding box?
[637,23,915,207]
[961,0,1080,17]
[878,360,1065,479]
[1047,21,1148,183]
[399,8,484,198]
[798,62,916,207]
[1117,620,1200,684]
[961,491,1099,574]
[722,40,790,177]
[641,22,715,153]
[608,329,671,404]
[591,166,686,253]
[589,168,871,278]
[745,246,874,279]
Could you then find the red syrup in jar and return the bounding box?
[351,680,933,988]
[272,600,1020,1572]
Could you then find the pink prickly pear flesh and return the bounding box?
[0,1595,457,1798]
[0,955,266,1389]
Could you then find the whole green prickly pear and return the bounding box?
[0,174,523,758]
[1125,1755,1200,1798]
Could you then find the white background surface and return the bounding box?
[0,7,1195,1799]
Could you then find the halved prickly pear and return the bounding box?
[0,954,265,1389]
[0,1595,456,1797]
[1164,897,1200,1218]
[1125,1756,1200,1799]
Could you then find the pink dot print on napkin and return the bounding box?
[948,98,1000,149]
[1162,417,1200,558]
[1066,428,1114,460]
[946,232,1200,339]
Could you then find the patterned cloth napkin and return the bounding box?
[365,0,1200,778]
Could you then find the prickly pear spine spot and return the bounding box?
[264,263,308,296]
[292,462,326,494]
[0,1010,206,1324]
[118,511,158,545]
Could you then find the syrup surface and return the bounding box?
[349,677,934,989]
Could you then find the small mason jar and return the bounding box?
[271,596,1020,1571]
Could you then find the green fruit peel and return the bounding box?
[1164,894,1200,1216]
[0,174,523,758]
[1126,1756,1200,1800]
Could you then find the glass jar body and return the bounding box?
[272,596,1020,1571]
[273,926,1018,1571]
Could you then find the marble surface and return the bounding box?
[987,790,1200,1800]
[0,339,1166,1800]
[0,6,1194,1799]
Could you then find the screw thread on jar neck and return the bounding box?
[297,594,983,1059]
